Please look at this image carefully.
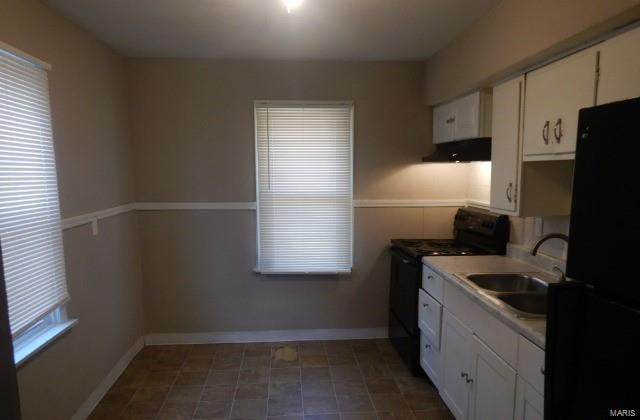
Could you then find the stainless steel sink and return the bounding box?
[458,273,549,319]
[497,293,547,317]
[465,273,548,293]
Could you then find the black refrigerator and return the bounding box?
[545,97,640,419]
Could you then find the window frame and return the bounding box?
[0,42,75,367]
[253,100,355,275]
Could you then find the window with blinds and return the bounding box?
[0,48,69,338]
[255,102,353,274]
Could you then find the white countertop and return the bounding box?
[422,255,558,348]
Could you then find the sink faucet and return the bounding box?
[530,233,569,256]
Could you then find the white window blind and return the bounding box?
[255,102,353,274]
[0,48,69,337]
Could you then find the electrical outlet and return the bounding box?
[534,217,544,237]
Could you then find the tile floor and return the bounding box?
[89,339,453,420]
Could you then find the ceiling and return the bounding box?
[44,0,499,61]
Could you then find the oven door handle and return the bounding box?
[390,248,420,267]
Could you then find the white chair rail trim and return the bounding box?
[61,200,478,231]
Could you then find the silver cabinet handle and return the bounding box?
[506,182,513,203]
[542,121,550,144]
[446,117,456,124]
[540,367,545,375]
[424,343,431,349]
[460,372,468,378]
[422,302,430,309]
[465,377,474,384]
[553,118,563,143]
[427,275,434,280]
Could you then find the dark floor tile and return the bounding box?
[101,386,137,408]
[370,394,408,412]
[217,343,246,356]
[231,398,268,418]
[190,344,219,357]
[412,407,454,420]
[166,385,204,403]
[240,367,268,384]
[124,386,169,417]
[236,383,269,400]
[377,409,415,420]
[336,394,374,413]
[269,382,301,399]
[268,396,303,416]
[113,370,149,389]
[365,379,400,394]
[206,369,239,386]
[327,353,357,367]
[324,341,353,356]
[402,392,441,411]
[301,380,333,397]
[175,371,208,386]
[359,363,392,380]
[268,416,303,420]
[243,355,271,369]
[212,354,243,370]
[270,367,301,383]
[302,354,329,368]
[332,379,367,396]
[183,356,214,372]
[157,401,197,420]
[394,377,435,395]
[301,341,326,356]
[245,342,272,357]
[302,367,331,383]
[201,384,236,402]
[143,370,178,387]
[194,400,233,419]
[330,366,362,382]
[305,415,340,420]
[338,413,378,420]
[303,395,338,415]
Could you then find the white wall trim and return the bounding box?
[60,199,475,232]
[145,328,388,345]
[61,203,136,231]
[353,199,466,208]
[136,201,258,211]
[70,336,144,420]
[465,199,491,210]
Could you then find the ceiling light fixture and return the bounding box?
[282,0,303,13]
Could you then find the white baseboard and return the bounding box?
[145,328,388,345]
[71,336,144,420]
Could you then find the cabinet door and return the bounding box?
[514,376,544,420]
[452,92,481,140]
[523,48,597,159]
[470,336,517,420]
[551,48,598,155]
[490,77,523,213]
[598,26,640,105]
[441,309,474,419]
[434,103,453,144]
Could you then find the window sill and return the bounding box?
[14,319,78,368]
[253,267,352,275]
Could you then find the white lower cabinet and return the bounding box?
[422,263,546,420]
[514,376,544,420]
[470,336,517,420]
[420,332,443,389]
[440,309,475,419]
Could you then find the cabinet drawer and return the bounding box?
[422,265,444,302]
[517,336,545,394]
[418,288,443,349]
[444,281,519,368]
[420,332,442,390]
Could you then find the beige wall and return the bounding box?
[127,59,471,202]
[127,58,469,333]
[0,1,142,419]
[424,0,640,105]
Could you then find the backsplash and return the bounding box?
[509,215,570,260]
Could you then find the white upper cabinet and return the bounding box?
[490,76,523,214]
[522,48,598,161]
[597,25,640,105]
[433,91,492,144]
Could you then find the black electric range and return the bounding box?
[388,208,509,376]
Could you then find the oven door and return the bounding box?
[389,248,420,335]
